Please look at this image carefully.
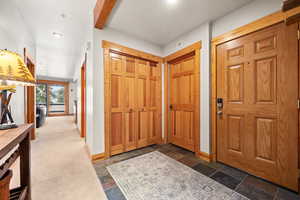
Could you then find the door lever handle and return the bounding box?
[217,111,223,116]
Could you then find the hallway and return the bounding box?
[13,116,107,200]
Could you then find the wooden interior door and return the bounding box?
[169,55,197,152]
[216,22,299,191]
[81,58,86,138]
[136,60,149,148]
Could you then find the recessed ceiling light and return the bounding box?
[166,0,177,5]
[52,32,63,38]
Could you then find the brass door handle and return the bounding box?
[217,111,223,116]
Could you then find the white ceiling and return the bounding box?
[14,0,96,79]
[107,0,253,46]
[13,0,254,80]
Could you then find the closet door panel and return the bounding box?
[110,53,124,155]
[111,113,124,155]
[138,111,148,147]
[124,111,136,151]
[137,77,147,108]
[123,57,137,151]
[148,64,162,143]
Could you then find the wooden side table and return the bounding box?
[0,124,33,200]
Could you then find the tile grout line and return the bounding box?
[273,188,279,200]
[234,174,248,191]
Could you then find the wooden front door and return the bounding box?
[216,23,299,191]
[169,54,199,152]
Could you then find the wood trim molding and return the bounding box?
[163,41,201,155]
[94,0,117,29]
[196,151,213,163]
[286,12,300,25]
[91,153,106,162]
[102,40,163,63]
[164,41,202,63]
[37,80,69,85]
[210,7,300,162]
[24,48,36,140]
[282,0,300,12]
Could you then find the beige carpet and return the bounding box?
[11,116,107,200]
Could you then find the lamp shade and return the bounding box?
[0,49,35,86]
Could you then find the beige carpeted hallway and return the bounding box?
[12,116,107,200]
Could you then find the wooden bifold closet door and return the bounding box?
[216,22,299,191]
[105,49,162,156]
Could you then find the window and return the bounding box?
[36,83,48,114]
[36,80,69,116]
[49,85,65,113]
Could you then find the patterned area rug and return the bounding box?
[107,151,248,200]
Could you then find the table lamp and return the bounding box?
[0,49,35,130]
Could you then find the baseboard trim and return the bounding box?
[92,153,106,162]
[196,151,213,162]
[156,138,166,145]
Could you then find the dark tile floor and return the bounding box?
[93,144,300,200]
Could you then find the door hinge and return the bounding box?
[298,29,300,40]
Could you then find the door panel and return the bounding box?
[111,75,122,108]
[124,111,136,151]
[170,56,197,152]
[216,23,298,191]
[111,112,123,155]
[137,78,147,108]
[138,111,148,147]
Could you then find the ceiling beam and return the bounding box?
[282,0,300,12]
[94,0,117,29]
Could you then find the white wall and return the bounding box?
[0,0,36,125]
[163,22,211,153]
[212,0,282,37]
[92,28,162,154]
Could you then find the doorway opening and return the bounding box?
[24,48,36,140]
[80,54,87,138]
[164,42,201,155]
